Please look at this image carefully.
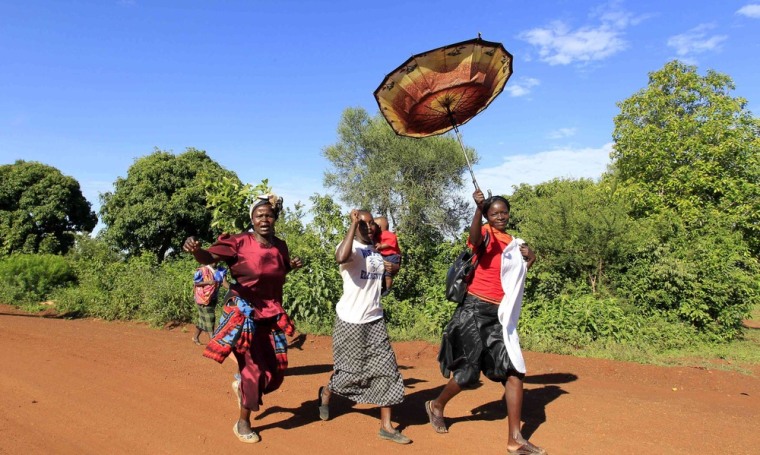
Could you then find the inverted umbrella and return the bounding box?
[374,36,513,191]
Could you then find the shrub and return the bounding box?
[0,253,75,304]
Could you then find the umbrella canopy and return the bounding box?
[374,36,513,191]
[374,37,513,138]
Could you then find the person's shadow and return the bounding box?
[251,369,576,438]
[394,371,577,435]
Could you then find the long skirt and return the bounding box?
[328,317,404,406]
[234,320,287,412]
[195,301,216,332]
[438,293,523,387]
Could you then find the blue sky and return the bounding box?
[2,1,759,224]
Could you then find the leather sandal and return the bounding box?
[507,440,547,455]
[425,400,448,433]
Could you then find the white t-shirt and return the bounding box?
[335,239,385,324]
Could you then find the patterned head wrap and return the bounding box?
[249,193,283,220]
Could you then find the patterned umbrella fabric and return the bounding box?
[374,37,513,138]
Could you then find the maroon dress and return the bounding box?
[207,232,293,411]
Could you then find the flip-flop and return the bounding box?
[317,386,330,421]
[378,428,412,444]
[191,337,201,346]
[232,422,260,444]
[507,440,547,455]
[425,400,448,433]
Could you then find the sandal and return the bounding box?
[232,422,260,444]
[317,386,330,421]
[425,400,448,433]
[507,440,547,455]
[378,428,411,444]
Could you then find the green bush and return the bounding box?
[54,250,197,326]
[519,292,700,355]
[0,253,75,304]
[617,215,760,340]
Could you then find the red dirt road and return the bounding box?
[2,305,759,455]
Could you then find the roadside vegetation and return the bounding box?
[2,61,758,371]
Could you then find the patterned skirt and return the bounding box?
[195,301,216,332]
[328,317,405,406]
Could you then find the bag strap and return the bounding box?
[471,229,490,269]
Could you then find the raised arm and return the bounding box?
[335,209,360,264]
[468,189,486,248]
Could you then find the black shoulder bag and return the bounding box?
[444,231,490,303]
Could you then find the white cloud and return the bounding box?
[518,3,640,66]
[505,77,540,97]
[547,127,577,139]
[667,24,727,57]
[737,4,760,18]
[468,143,613,194]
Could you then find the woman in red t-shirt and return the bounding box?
[426,189,545,455]
[183,194,302,444]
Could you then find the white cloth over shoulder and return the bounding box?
[498,237,527,374]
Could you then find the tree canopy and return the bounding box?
[510,177,640,296]
[99,148,238,261]
[0,160,97,255]
[612,60,760,255]
[323,107,475,240]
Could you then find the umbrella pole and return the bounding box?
[447,113,480,192]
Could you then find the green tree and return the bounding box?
[612,60,760,255]
[99,148,237,262]
[0,160,97,255]
[203,176,270,234]
[323,107,474,241]
[278,194,346,325]
[509,177,640,297]
[617,208,759,340]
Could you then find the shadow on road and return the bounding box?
[248,363,576,439]
[285,364,334,376]
[396,372,576,436]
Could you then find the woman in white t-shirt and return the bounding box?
[316,209,410,445]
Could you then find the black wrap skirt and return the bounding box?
[438,293,523,387]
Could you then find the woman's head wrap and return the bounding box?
[249,193,283,220]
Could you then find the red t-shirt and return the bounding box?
[465,226,513,304]
[207,232,291,319]
[378,230,401,256]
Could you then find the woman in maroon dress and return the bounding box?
[183,194,302,443]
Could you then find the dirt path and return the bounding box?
[2,304,758,455]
